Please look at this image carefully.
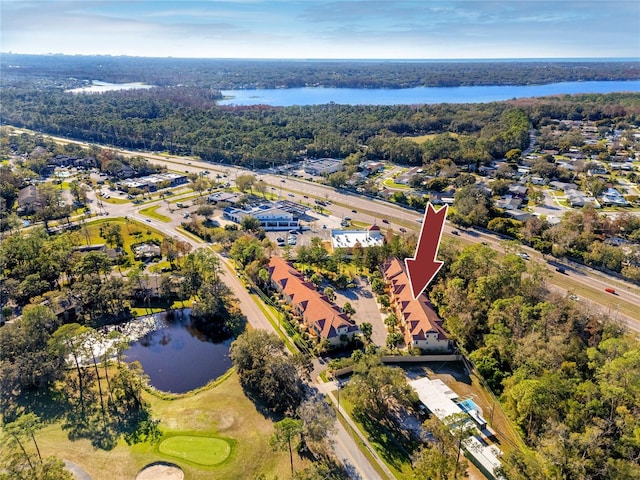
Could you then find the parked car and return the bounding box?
[399,227,407,233]
[605,287,616,294]
[352,209,357,213]
[451,230,459,236]
[517,252,530,260]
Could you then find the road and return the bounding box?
[22,122,640,329]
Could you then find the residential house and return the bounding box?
[496,195,522,211]
[17,185,42,215]
[395,167,423,185]
[508,184,528,198]
[600,188,629,207]
[504,209,532,222]
[268,256,358,347]
[115,164,136,178]
[382,257,451,352]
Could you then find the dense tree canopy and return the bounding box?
[430,240,640,478]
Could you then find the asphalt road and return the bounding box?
[61,131,640,331]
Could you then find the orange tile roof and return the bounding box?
[383,257,448,343]
[268,256,358,340]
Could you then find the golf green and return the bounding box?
[159,435,232,466]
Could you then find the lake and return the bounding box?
[66,81,154,94]
[219,80,640,106]
[123,311,232,394]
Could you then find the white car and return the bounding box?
[517,252,530,260]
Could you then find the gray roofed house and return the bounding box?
[17,185,42,215]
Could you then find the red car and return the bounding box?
[605,288,616,294]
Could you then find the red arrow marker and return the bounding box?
[405,204,448,300]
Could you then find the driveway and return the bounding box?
[334,276,388,347]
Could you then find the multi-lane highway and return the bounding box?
[10,127,640,330]
[138,150,640,330]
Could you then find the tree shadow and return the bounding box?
[356,413,415,469]
[12,389,68,424]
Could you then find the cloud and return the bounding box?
[1,0,638,58]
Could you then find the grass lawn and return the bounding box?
[139,205,171,222]
[159,435,232,466]
[82,218,166,247]
[35,373,310,480]
[382,178,411,190]
[101,196,130,205]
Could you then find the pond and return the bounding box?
[123,311,233,394]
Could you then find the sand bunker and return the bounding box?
[136,462,184,480]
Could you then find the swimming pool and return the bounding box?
[458,398,480,413]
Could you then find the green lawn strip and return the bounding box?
[338,396,415,480]
[176,226,206,243]
[139,205,171,222]
[251,298,299,353]
[167,193,202,204]
[158,434,234,466]
[130,306,168,316]
[551,271,638,321]
[100,196,130,204]
[333,399,400,480]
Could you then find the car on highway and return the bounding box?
[517,252,530,260]
[605,287,616,294]
[352,209,357,213]
[382,219,389,224]
[556,267,566,274]
[288,193,294,197]
[399,227,407,233]
[416,218,423,223]
[451,230,459,236]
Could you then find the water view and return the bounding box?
[219,80,640,106]
[66,80,154,94]
[124,311,232,394]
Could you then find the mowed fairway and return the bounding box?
[159,435,232,466]
[35,372,311,480]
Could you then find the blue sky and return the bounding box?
[2,0,639,59]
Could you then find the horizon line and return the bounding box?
[1,52,638,63]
